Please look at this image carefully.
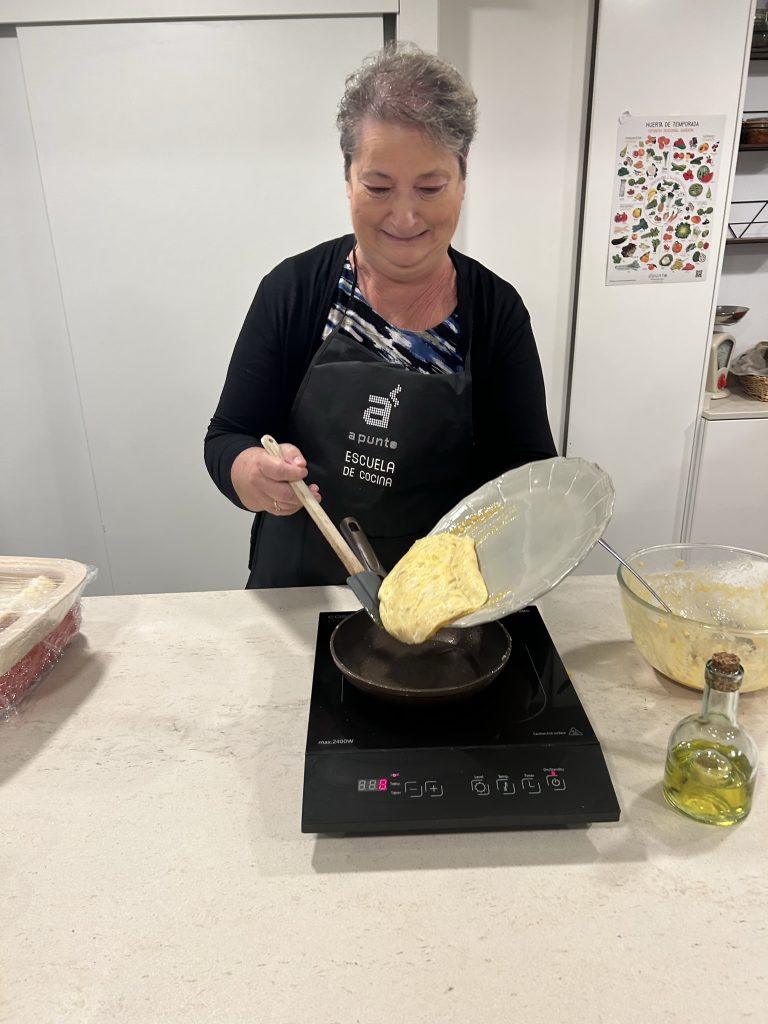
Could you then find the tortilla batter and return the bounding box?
[379,533,488,645]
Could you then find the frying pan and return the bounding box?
[332,518,512,703]
[329,611,512,703]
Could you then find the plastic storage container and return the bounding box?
[0,557,95,709]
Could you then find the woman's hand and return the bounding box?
[231,443,321,515]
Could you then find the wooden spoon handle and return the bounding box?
[260,435,364,576]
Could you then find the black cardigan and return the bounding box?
[205,234,556,508]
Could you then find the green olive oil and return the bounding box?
[663,738,754,826]
[662,652,758,827]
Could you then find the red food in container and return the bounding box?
[0,558,95,710]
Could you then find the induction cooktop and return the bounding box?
[301,608,620,834]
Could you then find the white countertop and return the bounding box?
[1,577,766,1024]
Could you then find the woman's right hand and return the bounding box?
[231,443,321,516]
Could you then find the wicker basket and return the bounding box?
[731,342,768,401]
[741,374,768,402]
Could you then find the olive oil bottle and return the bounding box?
[662,652,758,826]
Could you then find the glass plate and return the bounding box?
[428,457,615,626]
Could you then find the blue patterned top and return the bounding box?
[323,259,466,374]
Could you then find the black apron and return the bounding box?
[247,278,474,588]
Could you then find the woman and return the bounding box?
[205,42,556,588]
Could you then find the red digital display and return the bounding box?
[357,778,389,792]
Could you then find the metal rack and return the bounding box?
[726,199,768,243]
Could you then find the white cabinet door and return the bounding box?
[15,17,383,593]
[689,418,768,550]
[436,0,593,452]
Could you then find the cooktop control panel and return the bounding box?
[302,746,619,833]
[355,767,566,798]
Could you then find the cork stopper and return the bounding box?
[705,652,744,692]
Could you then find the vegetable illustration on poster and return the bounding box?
[606,114,725,285]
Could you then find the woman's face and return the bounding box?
[346,118,466,283]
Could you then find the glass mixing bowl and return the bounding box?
[617,543,768,691]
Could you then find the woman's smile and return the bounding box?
[381,229,429,242]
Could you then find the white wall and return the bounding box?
[435,0,595,454]
[1,12,385,594]
[0,0,392,16]
[0,36,114,590]
[567,0,754,574]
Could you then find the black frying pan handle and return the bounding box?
[339,517,387,578]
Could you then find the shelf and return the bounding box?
[726,199,768,242]
[711,52,768,416]
[703,387,768,420]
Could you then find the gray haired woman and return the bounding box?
[205,42,556,588]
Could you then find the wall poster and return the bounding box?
[606,114,725,285]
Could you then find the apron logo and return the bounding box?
[362,385,402,429]
[344,385,401,485]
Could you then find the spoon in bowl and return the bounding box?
[599,538,674,614]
